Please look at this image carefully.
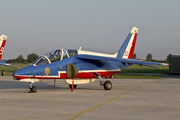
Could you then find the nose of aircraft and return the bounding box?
[13,65,34,79]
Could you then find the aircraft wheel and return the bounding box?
[30,86,37,92]
[69,85,77,89]
[104,80,112,90]
[111,75,114,79]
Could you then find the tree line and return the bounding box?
[133,53,172,63]
[5,53,173,63]
[6,53,39,63]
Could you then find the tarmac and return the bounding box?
[0,75,180,120]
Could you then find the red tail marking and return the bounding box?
[0,40,6,60]
[128,34,137,59]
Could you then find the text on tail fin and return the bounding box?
[116,27,138,59]
[0,34,7,60]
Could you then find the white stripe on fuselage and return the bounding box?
[78,50,117,58]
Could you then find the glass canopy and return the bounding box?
[32,49,78,66]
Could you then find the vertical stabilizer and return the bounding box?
[116,27,138,59]
[0,34,7,60]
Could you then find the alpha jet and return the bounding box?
[13,27,167,92]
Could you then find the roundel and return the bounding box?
[45,67,50,76]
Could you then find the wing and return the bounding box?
[74,55,168,69]
[0,61,20,68]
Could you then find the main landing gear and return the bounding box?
[99,78,112,90]
[103,80,112,90]
[97,76,112,90]
[28,82,37,93]
[94,72,112,90]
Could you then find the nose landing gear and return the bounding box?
[28,82,37,93]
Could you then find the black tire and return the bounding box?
[31,86,37,92]
[69,85,77,89]
[104,80,112,90]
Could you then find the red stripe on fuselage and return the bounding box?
[75,70,120,79]
[14,70,120,80]
[128,34,137,59]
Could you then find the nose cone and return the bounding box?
[13,65,34,77]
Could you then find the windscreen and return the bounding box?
[36,56,49,66]
[33,49,62,66]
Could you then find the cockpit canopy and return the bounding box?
[32,49,78,66]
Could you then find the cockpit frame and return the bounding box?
[32,49,77,66]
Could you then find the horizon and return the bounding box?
[1,1,180,60]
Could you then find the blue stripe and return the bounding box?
[116,33,132,58]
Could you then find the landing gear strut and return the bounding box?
[28,82,37,93]
[96,73,112,90]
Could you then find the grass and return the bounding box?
[0,63,29,76]
[0,63,169,79]
[121,64,169,73]
[114,74,162,79]
[114,64,169,79]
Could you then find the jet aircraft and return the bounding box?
[0,34,19,68]
[13,27,168,92]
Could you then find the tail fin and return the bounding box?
[0,34,7,60]
[116,27,138,59]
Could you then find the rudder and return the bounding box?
[0,34,7,60]
[116,27,138,59]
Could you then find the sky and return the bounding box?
[0,0,180,60]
